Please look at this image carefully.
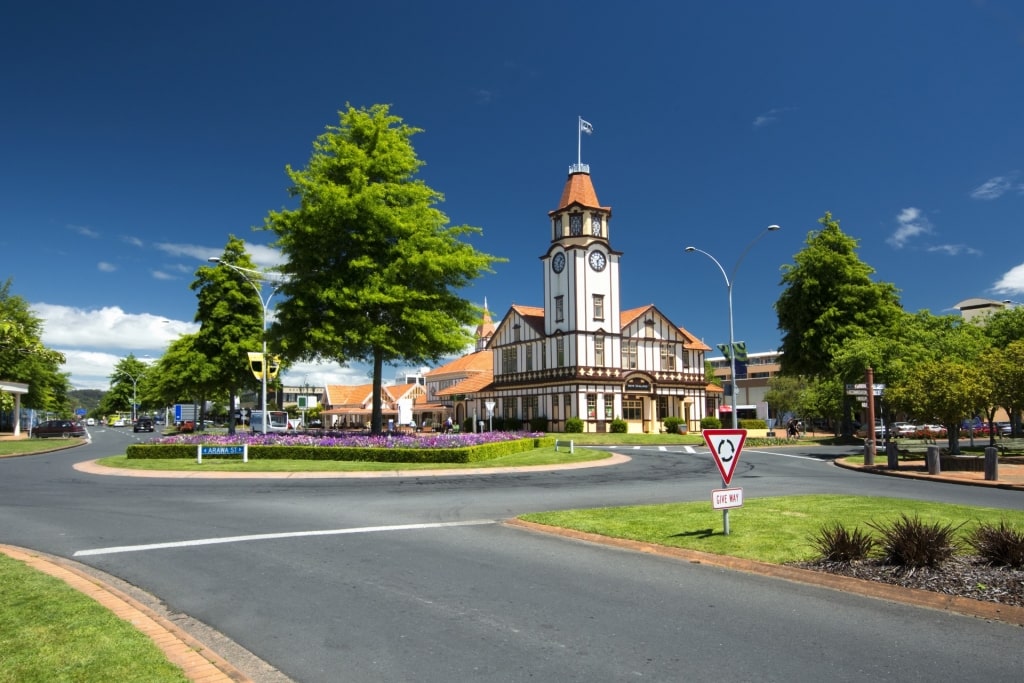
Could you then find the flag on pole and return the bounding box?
[733,341,748,362]
[717,343,731,360]
[580,118,593,135]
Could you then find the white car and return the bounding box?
[895,422,918,436]
[85,418,96,426]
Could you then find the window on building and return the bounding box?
[524,395,538,419]
[661,343,675,371]
[622,340,637,369]
[622,399,642,420]
[503,398,517,420]
[594,335,605,366]
[605,393,614,419]
[555,295,564,322]
[593,294,604,321]
[563,393,572,419]
[501,347,518,374]
[657,396,670,419]
[526,344,533,371]
[587,394,597,419]
[541,340,547,369]
[513,324,521,341]
[556,337,565,367]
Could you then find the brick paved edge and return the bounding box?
[0,544,251,683]
[505,519,1024,627]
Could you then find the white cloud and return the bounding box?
[970,175,1014,200]
[886,207,932,248]
[753,107,793,128]
[926,244,982,256]
[69,224,99,238]
[153,240,283,270]
[992,263,1024,296]
[97,262,117,272]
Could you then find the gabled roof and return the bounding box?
[510,304,545,336]
[621,304,711,351]
[387,383,425,403]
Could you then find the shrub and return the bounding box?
[868,514,963,568]
[663,417,685,434]
[967,520,1024,568]
[700,416,721,430]
[738,419,767,430]
[530,415,549,432]
[609,418,628,433]
[565,417,584,433]
[809,523,875,562]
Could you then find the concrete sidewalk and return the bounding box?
[836,457,1024,490]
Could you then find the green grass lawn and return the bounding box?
[0,554,188,683]
[0,438,86,458]
[519,495,1024,564]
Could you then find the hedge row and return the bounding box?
[125,436,556,464]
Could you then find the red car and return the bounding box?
[32,419,87,439]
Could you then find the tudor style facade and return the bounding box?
[436,163,718,433]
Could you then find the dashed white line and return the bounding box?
[74,520,496,557]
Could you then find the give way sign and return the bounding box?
[702,429,747,486]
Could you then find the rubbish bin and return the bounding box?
[925,445,941,475]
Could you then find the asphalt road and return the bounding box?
[2,427,1023,682]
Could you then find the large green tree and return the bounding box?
[981,305,1024,348]
[262,104,504,433]
[145,333,218,426]
[0,279,69,414]
[99,355,151,420]
[192,236,268,433]
[775,212,903,380]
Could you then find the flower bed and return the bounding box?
[126,431,552,463]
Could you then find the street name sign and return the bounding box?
[702,428,747,486]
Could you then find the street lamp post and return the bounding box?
[685,225,780,429]
[120,370,139,423]
[208,257,283,435]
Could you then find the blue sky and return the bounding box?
[3,1,1024,390]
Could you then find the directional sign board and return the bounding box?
[702,429,747,486]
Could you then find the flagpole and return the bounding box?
[577,116,582,167]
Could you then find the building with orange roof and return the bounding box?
[427,159,718,433]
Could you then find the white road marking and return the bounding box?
[737,449,824,461]
[74,519,497,557]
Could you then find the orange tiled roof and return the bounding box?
[706,383,724,394]
[425,350,492,377]
[325,383,375,407]
[551,172,612,214]
[436,370,495,396]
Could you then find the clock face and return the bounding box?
[589,250,607,272]
[569,214,583,236]
[551,252,565,273]
[591,215,602,236]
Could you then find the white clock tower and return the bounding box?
[542,163,622,368]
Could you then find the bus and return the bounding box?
[250,410,290,433]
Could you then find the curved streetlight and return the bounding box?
[685,225,781,430]
[208,257,284,434]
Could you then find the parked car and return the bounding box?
[996,422,1013,436]
[85,417,96,426]
[133,418,154,433]
[32,419,87,439]
[920,424,947,437]
[894,422,918,437]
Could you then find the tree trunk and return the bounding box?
[370,348,384,434]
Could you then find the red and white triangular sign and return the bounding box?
[702,429,747,486]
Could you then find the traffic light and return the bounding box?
[247,352,264,380]
[267,355,281,379]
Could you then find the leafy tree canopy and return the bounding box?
[0,279,69,412]
[775,212,903,379]
[262,104,504,432]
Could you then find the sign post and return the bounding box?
[702,428,747,535]
[485,400,495,432]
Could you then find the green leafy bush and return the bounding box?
[530,415,549,432]
[868,514,962,568]
[663,417,685,434]
[700,416,721,430]
[565,417,584,433]
[738,419,767,429]
[967,520,1024,568]
[809,523,875,562]
[609,418,628,433]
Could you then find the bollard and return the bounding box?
[925,445,941,475]
[886,441,899,469]
[984,446,999,481]
[863,439,875,467]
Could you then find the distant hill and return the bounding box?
[68,389,105,415]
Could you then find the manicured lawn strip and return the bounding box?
[97,446,611,471]
[0,439,83,457]
[518,495,1024,565]
[0,554,188,683]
